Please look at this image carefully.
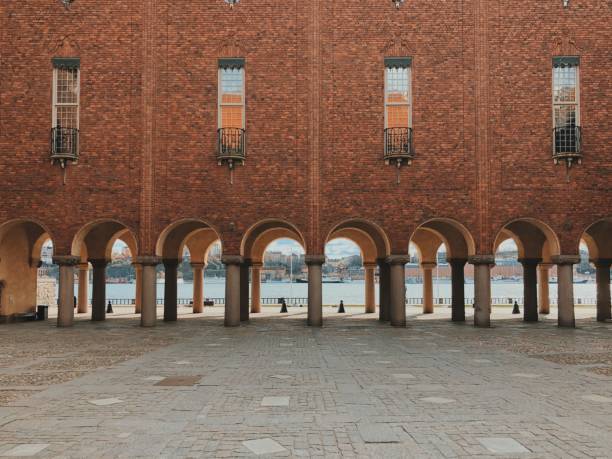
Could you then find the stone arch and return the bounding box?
[0,219,54,318]
[410,218,475,261]
[71,219,139,261]
[156,219,222,260]
[241,219,306,262]
[325,218,390,261]
[581,218,612,261]
[493,218,561,262]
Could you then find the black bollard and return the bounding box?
[106,301,114,314]
[512,301,520,314]
[280,300,288,313]
[338,300,345,314]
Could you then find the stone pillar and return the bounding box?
[306,255,325,327]
[137,257,160,327]
[54,256,79,327]
[538,263,552,315]
[364,263,376,314]
[421,262,436,314]
[553,255,580,328]
[594,259,612,322]
[90,259,108,322]
[133,263,143,314]
[519,258,541,322]
[377,259,390,322]
[191,262,205,314]
[470,256,494,328]
[163,259,179,322]
[240,262,250,322]
[449,258,467,322]
[77,263,89,314]
[251,262,262,313]
[222,255,242,327]
[388,255,409,327]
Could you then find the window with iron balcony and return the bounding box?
[217,58,246,170]
[50,57,80,168]
[384,57,413,169]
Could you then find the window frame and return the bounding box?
[52,66,80,130]
[552,57,580,131]
[218,59,246,131]
[384,58,412,130]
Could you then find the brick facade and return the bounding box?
[0,0,610,258]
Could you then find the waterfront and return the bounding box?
[73,279,599,305]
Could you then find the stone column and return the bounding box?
[519,258,541,322]
[553,255,580,328]
[133,263,143,314]
[377,258,390,322]
[364,263,376,314]
[240,261,250,322]
[538,263,552,315]
[77,263,89,314]
[137,256,160,327]
[470,255,494,328]
[222,255,242,327]
[191,262,205,314]
[251,262,262,313]
[449,258,467,322]
[54,256,79,327]
[388,255,410,327]
[163,259,179,322]
[421,262,436,314]
[306,255,325,327]
[90,259,108,322]
[595,259,612,322]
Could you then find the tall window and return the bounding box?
[52,58,80,131]
[218,59,245,130]
[384,57,411,130]
[553,57,580,153]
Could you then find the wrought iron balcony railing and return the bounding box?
[384,127,414,165]
[50,127,79,167]
[553,126,582,166]
[217,127,246,166]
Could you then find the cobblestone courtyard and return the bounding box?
[1,307,611,458]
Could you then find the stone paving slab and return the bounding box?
[0,310,611,457]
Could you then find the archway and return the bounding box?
[156,219,221,322]
[0,219,53,321]
[410,218,475,323]
[323,238,366,314]
[241,220,307,324]
[581,218,612,322]
[71,220,139,323]
[493,218,562,326]
[325,219,390,323]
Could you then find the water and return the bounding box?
[78,279,598,304]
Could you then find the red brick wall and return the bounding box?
[0,0,609,257]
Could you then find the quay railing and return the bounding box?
[100,297,597,307]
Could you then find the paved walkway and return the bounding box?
[1,308,611,458]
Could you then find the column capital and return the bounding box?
[89,258,109,268]
[363,262,377,269]
[251,262,263,269]
[551,255,580,265]
[591,258,612,267]
[305,255,325,266]
[518,258,542,266]
[447,258,468,266]
[77,262,89,270]
[420,262,437,270]
[386,255,410,265]
[131,261,144,270]
[162,258,180,267]
[241,259,253,267]
[468,255,495,265]
[221,255,243,266]
[53,255,80,266]
[190,262,207,269]
[133,256,162,266]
